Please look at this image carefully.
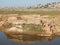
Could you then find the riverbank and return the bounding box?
[0,9,60,38]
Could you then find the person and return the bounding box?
[50,23,55,33]
[40,20,44,27]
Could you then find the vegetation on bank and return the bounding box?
[22,24,44,32]
[0,9,60,15]
[0,22,12,31]
[0,21,44,32]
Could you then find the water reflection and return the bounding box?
[1,32,60,45]
[5,34,55,43]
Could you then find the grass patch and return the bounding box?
[0,9,60,15]
[22,24,44,32]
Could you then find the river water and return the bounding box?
[0,32,60,45]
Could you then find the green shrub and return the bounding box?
[22,24,43,32]
[2,22,12,28]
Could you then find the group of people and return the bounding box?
[41,20,56,33]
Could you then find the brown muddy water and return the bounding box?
[0,32,60,45]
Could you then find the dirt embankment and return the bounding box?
[0,14,60,36]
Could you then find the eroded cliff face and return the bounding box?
[0,14,59,35]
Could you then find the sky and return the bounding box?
[0,0,60,7]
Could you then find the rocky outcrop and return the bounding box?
[1,14,56,36]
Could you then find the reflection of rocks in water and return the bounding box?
[5,34,55,43]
